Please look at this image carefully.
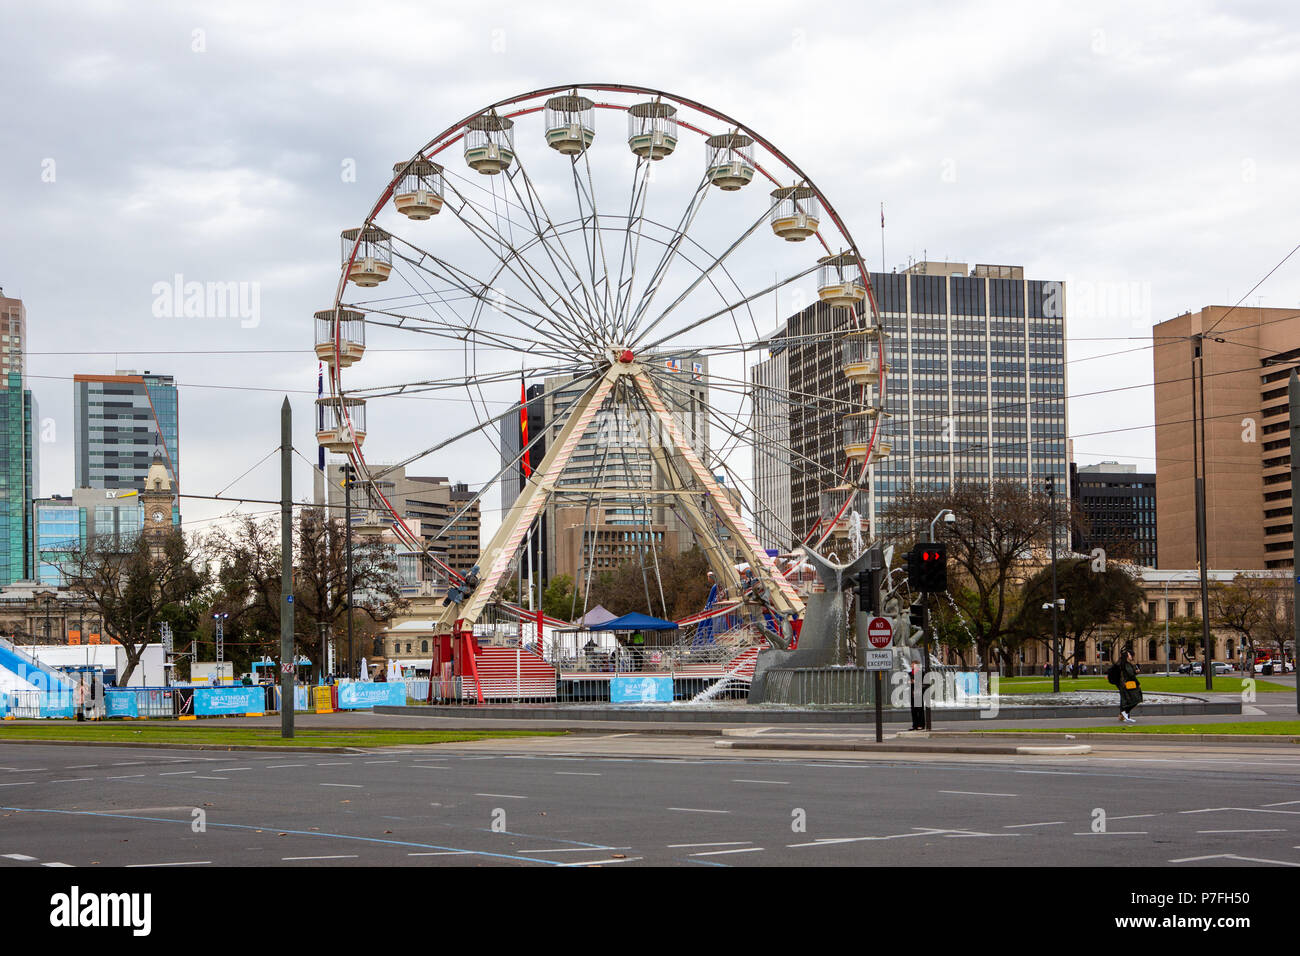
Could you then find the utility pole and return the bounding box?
[1048,475,1061,694]
[1191,335,1214,690]
[279,397,294,739]
[343,461,355,681]
[1291,371,1300,717]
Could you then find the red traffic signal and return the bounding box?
[908,542,948,592]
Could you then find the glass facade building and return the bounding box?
[0,373,37,585]
[74,372,180,514]
[31,499,85,586]
[1071,462,1157,567]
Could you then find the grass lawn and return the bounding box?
[991,675,1290,695]
[0,725,564,748]
[989,721,1300,736]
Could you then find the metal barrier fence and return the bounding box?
[8,689,40,718]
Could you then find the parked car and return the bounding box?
[1181,661,1232,675]
[1255,659,1294,675]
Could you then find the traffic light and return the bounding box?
[854,569,876,613]
[908,541,948,593]
[909,601,925,630]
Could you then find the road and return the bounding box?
[3,735,1300,867]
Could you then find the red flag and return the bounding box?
[520,378,531,478]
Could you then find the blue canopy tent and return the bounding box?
[589,612,679,632]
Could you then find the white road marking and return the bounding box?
[518,847,627,854]
[667,807,729,814]
[315,762,350,766]
[66,765,97,769]
[1171,853,1300,867]
[42,862,73,867]
[407,851,471,857]
[1181,807,1300,815]
[1003,821,1064,829]
[6,768,48,773]
[191,776,225,781]
[2,853,37,861]
[668,842,752,848]
[211,767,252,773]
[159,771,196,776]
[282,855,358,861]
[690,847,764,857]
[0,782,35,788]
[475,793,528,799]
[49,779,93,784]
[598,733,636,739]
[939,790,1017,797]
[1263,800,1300,807]
[555,772,601,776]
[1197,829,1285,834]
[111,762,146,767]
[266,764,306,769]
[321,783,362,788]
[364,760,398,765]
[107,775,146,780]
[1072,831,1149,836]
[556,856,642,866]
[125,861,211,867]
[411,766,451,770]
[732,779,790,785]
[1111,814,1160,820]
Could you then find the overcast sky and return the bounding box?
[2,0,1297,539]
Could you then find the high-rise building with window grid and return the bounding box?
[758,262,1068,542]
[74,372,180,516]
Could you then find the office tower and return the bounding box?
[768,262,1068,541]
[1070,461,1158,567]
[0,373,37,585]
[325,464,480,578]
[750,342,793,552]
[30,496,84,586]
[1153,306,1300,570]
[74,372,180,509]
[0,289,25,382]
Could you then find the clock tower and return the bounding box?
[140,452,175,547]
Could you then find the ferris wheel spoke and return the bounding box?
[500,150,606,331]
[380,236,585,354]
[360,312,578,365]
[620,176,712,340]
[609,158,655,342]
[342,360,590,400]
[368,370,599,485]
[631,201,772,350]
[440,179,603,351]
[633,262,820,354]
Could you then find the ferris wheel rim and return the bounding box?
[321,82,888,600]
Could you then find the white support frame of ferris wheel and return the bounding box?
[437,357,805,633]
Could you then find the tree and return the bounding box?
[883,481,1065,674]
[1211,574,1284,668]
[586,547,711,621]
[64,528,208,685]
[207,510,406,678]
[1256,581,1294,666]
[1010,559,1145,673]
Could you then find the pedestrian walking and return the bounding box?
[73,679,86,722]
[1107,648,1142,723]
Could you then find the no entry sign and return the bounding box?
[867,617,893,649]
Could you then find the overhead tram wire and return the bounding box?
[1202,241,1300,337]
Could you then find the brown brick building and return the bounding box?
[1153,306,1299,571]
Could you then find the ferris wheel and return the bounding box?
[314,83,889,645]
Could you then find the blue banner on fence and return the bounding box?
[105,691,139,718]
[610,675,674,703]
[0,691,7,718]
[337,682,407,709]
[193,686,265,716]
[40,690,75,719]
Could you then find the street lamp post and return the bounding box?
[1047,476,1061,693]
[343,462,355,681]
